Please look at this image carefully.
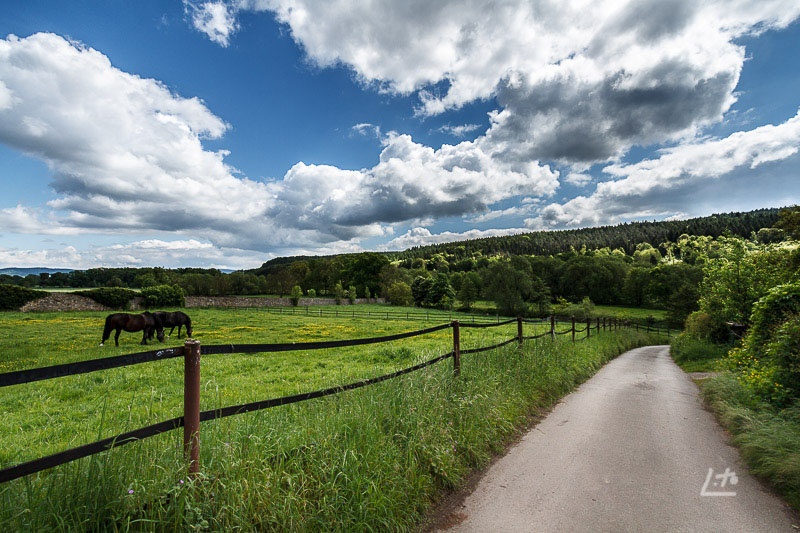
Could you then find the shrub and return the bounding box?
[140,284,185,308]
[683,311,730,343]
[290,285,302,307]
[386,281,413,307]
[77,287,138,310]
[0,284,48,311]
[747,283,800,349]
[728,283,800,406]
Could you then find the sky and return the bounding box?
[0,1,799,271]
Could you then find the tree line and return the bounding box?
[1,207,794,328]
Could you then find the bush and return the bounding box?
[683,311,730,343]
[140,284,185,308]
[290,285,302,307]
[0,284,48,311]
[728,283,800,406]
[76,287,138,310]
[386,281,413,307]
[747,283,800,349]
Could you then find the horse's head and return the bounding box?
[142,311,166,342]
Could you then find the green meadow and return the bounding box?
[0,306,661,531]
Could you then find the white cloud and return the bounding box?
[0,33,560,258]
[438,123,482,138]
[384,226,527,250]
[527,110,800,228]
[184,1,239,46]
[205,0,799,164]
[0,238,267,270]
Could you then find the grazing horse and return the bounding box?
[100,312,165,347]
[152,311,193,338]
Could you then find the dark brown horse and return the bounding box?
[100,312,164,347]
[151,311,193,338]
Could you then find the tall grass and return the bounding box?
[0,327,658,531]
[700,373,800,511]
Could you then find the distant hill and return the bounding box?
[388,207,783,261]
[0,267,74,277]
[254,207,784,272]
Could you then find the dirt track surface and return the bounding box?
[434,345,799,532]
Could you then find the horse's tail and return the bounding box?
[185,315,193,337]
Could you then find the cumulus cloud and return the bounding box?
[0,32,560,258]
[526,110,800,228]
[197,0,800,164]
[263,132,558,239]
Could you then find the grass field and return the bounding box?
[0,305,662,530]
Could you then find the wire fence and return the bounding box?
[0,315,668,483]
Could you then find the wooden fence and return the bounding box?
[0,316,667,483]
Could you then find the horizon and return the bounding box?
[2,2,799,271]
[1,205,788,273]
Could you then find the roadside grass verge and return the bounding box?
[699,373,800,511]
[0,316,660,530]
[670,335,729,373]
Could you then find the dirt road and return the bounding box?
[435,345,799,532]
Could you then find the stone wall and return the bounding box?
[18,294,385,312]
[185,296,385,308]
[20,293,110,312]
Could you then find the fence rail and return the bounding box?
[0,315,668,483]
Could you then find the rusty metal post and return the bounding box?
[184,339,201,476]
[451,320,461,377]
[517,316,524,345]
[571,316,576,343]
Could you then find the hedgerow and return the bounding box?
[0,284,48,311]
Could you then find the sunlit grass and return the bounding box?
[0,306,658,530]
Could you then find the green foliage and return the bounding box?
[76,287,138,310]
[139,284,185,308]
[748,283,800,349]
[682,311,730,343]
[290,285,303,306]
[411,274,454,310]
[699,237,799,328]
[727,283,800,406]
[0,284,47,311]
[348,285,357,304]
[775,205,800,240]
[456,272,482,311]
[385,281,413,306]
[334,281,345,304]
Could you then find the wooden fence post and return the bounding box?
[517,316,524,345]
[451,320,461,377]
[550,315,555,340]
[184,339,201,476]
[571,316,576,343]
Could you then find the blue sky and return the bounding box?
[0,1,798,270]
